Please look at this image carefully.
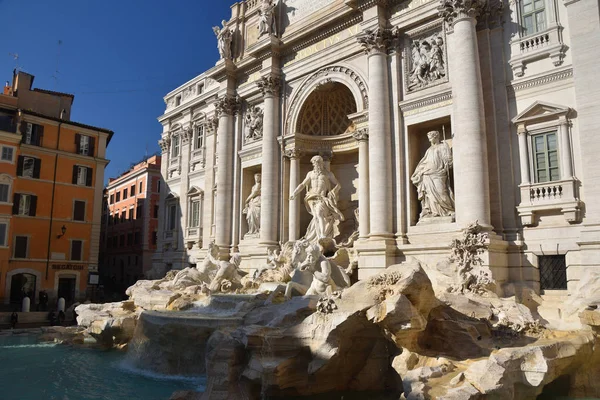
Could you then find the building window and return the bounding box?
[139,181,143,193]
[539,255,567,290]
[109,194,114,204]
[171,135,180,158]
[152,231,157,245]
[13,194,37,216]
[167,203,177,231]
[0,222,8,246]
[134,231,140,245]
[18,156,41,179]
[76,134,95,156]
[521,0,546,36]
[157,180,161,193]
[136,205,143,219]
[189,199,201,227]
[70,240,83,261]
[175,95,181,106]
[0,183,10,203]
[73,200,86,221]
[1,146,14,162]
[532,131,559,183]
[116,192,121,202]
[72,165,93,187]
[154,205,159,218]
[129,207,134,221]
[194,125,204,150]
[131,184,136,196]
[123,188,128,200]
[197,83,204,94]
[21,122,43,146]
[14,235,28,258]
[121,209,126,223]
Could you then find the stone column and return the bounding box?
[516,125,530,185]
[257,76,281,246]
[286,149,303,241]
[357,28,394,238]
[180,125,193,245]
[352,129,370,238]
[558,117,573,180]
[214,95,239,258]
[439,0,491,227]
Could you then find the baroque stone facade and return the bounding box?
[153,0,600,299]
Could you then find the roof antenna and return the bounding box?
[51,40,62,90]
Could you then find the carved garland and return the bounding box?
[285,66,368,137]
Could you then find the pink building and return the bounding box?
[100,155,162,292]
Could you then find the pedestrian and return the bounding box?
[10,310,18,329]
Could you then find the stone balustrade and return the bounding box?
[520,33,551,52]
[517,179,581,225]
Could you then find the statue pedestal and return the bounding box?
[416,215,455,226]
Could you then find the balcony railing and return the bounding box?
[517,179,581,226]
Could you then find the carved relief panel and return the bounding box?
[403,22,448,94]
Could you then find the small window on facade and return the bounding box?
[521,0,546,36]
[14,235,28,258]
[76,134,94,156]
[171,135,180,158]
[195,125,204,150]
[0,222,7,246]
[129,207,134,221]
[533,132,560,183]
[168,203,177,230]
[13,194,37,216]
[136,205,143,219]
[157,180,161,193]
[21,123,43,146]
[73,200,86,221]
[152,231,158,245]
[70,240,83,261]
[131,184,136,196]
[539,255,567,290]
[110,194,114,204]
[121,209,126,223]
[154,205,159,218]
[0,183,9,203]
[175,95,181,106]
[123,188,128,200]
[73,166,93,186]
[197,83,204,94]
[18,156,40,179]
[1,146,13,162]
[189,199,200,227]
[116,192,121,202]
[139,181,143,193]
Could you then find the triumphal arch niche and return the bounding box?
[156,0,600,295]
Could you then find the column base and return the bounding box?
[354,237,397,280]
[238,238,278,275]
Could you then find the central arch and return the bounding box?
[297,82,357,136]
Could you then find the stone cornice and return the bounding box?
[508,68,573,94]
[357,27,395,54]
[399,90,453,112]
[214,95,241,116]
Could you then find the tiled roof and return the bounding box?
[20,109,114,143]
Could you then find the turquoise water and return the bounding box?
[0,335,205,400]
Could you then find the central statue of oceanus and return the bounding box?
[290,155,345,243]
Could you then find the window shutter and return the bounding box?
[12,194,20,215]
[33,158,41,179]
[16,156,24,177]
[75,133,81,154]
[29,195,37,216]
[86,167,93,186]
[35,125,44,146]
[89,137,95,157]
[72,165,78,184]
[19,122,28,143]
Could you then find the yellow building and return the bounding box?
[0,71,112,308]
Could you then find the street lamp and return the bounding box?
[57,225,67,239]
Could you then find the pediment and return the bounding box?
[192,112,205,122]
[512,101,571,124]
[166,192,179,200]
[187,186,204,196]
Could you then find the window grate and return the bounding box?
[539,255,567,290]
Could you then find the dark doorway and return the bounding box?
[57,276,76,305]
[10,273,36,305]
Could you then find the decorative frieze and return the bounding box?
[257,76,281,97]
[214,96,241,116]
[357,27,394,54]
[405,26,448,92]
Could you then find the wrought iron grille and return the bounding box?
[539,255,567,290]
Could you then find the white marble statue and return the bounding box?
[290,155,345,243]
[243,173,261,237]
[411,130,455,220]
[207,253,243,293]
[213,20,233,60]
[244,106,264,141]
[258,0,278,37]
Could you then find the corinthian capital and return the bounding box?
[352,128,369,142]
[357,27,393,54]
[257,75,281,97]
[438,0,486,26]
[215,95,241,116]
[285,148,304,159]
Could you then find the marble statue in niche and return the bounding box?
[244,106,264,142]
[290,155,345,242]
[408,35,446,91]
[258,0,278,37]
[243,173,261,237]
[213,20,233,60]
[411,130,455,221]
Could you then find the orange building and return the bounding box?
[100,155,161,295]
[0,70,112,308]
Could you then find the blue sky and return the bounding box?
[0,0,232,181]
